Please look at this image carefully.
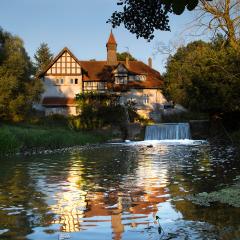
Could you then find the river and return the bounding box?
[0,140,239,239]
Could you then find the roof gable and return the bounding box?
[39,47,83,76]
[113,63,128,74]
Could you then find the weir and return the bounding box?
[145,123,191,140]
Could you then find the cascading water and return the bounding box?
[145,123,191,140]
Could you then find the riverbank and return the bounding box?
[0,124,110,155]
[231,129,240,148]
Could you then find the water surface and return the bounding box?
[0,141,240,239]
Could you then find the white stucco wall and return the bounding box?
[119,89,167,118]
[42,75,82,99]
[120,89,166,108]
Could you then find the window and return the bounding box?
[98,82,107,90]
[60,79,64,84]
[129,75,146,81]
[70,79,74,84]
[140,75,146,81]
[115,74,128,84]
[84,81,107,92]
[56,79,60,84]
[143,94,149,104]
[75,79,78,84]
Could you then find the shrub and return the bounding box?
[73,92,130,130]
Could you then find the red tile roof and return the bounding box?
[79,60,163,89]
[39,43,164,89]
[42,97,76,106]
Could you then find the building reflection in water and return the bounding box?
[49,145,169,239]
[51,165,88,232]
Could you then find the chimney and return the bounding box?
[148,57,152,68]
[106,30,118,65]
[125,56,129,68]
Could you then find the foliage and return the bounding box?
[0,124,108,155]
[117,52,136,61]
[186,180,240,207]
[231,129,240,147]
[125,100,139,122]
[161,111,209,123]
[25,113,70,128]
[0,27,43,122]
[76,92,120,107]
[34,42,53,74]
[108,0,212,41]
[72,93,127,130]
[0,126,21,154]
[164,36,240,113]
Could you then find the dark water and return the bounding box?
[0,141,240,240]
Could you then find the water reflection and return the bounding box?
[51,163,87,232]
[0,142,239,239]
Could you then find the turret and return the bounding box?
[106,31,118,65]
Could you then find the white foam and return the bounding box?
[109,139,208,146]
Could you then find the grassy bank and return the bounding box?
[0,124,110,155]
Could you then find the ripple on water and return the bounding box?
[0,141,240,239]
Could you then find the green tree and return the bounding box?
[0,28,43,121]
[34,42,53,74]
[164,36,240,113]
[117,52,136,61]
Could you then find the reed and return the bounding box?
[0,124,108,155]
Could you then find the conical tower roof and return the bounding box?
[107,30,117,45]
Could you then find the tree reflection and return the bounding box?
[0,157,54,239]
[1,143,239,239]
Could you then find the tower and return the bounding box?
[106,31,117,65]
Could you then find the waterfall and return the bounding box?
[145,123,191,140]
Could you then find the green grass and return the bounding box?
[0,124,109,155]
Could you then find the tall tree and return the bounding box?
[117,52,136,61]
[0,28,42,121]
[108,0,212,41]
[34,43,53,74]
[194,0,240,49]
[164,36,240,113]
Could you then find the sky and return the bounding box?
[0,0,206,73]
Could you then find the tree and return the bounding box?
[0,28,43,121]
[193,0,240,50]
[108,0,212,41]
[164,36,240,113]
[117,52,136,61]
[34,42,53,74]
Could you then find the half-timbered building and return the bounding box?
[38,32,166,118]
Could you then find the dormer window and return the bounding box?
[128,75,146,81]
[140,75,146,81]
[115,74,128,84]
